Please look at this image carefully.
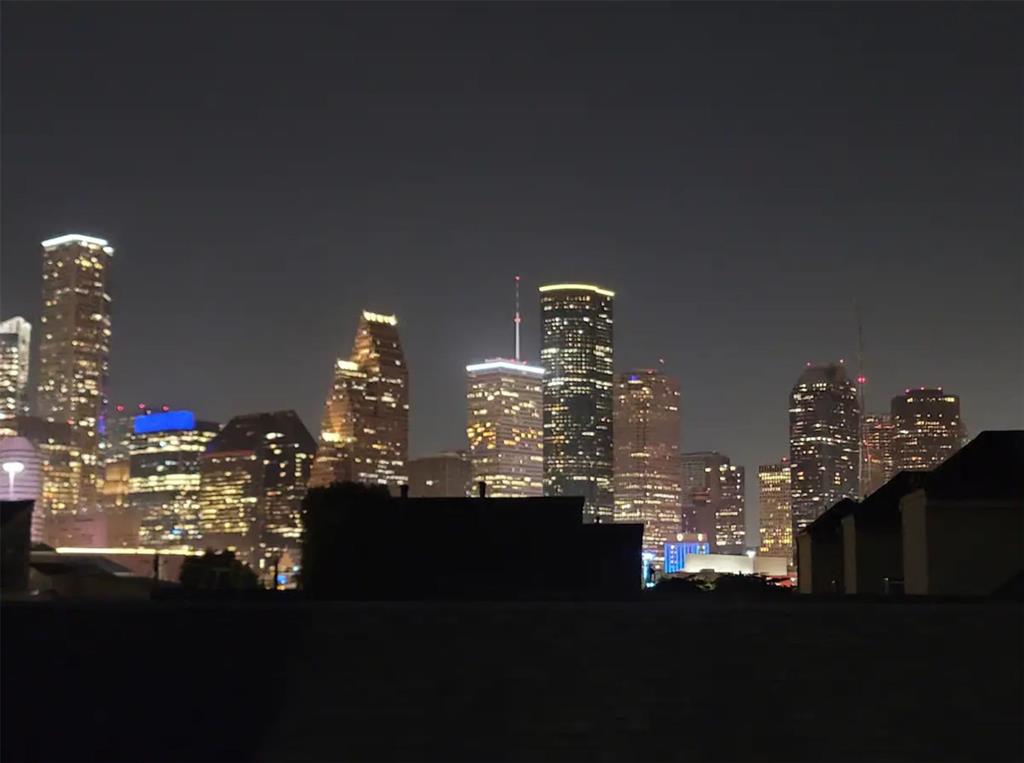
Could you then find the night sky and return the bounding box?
[3,3,1021,536]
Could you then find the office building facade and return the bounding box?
[613,369,682,567]
[681,451,746,554]
[539,284,614,522]
[0,317,31,435]
[891,388,964,472]
[128,410,219,549]
[200,410,316,567]
[465,360,544,497]
[789,363,861,537]
[860,413,895,496]
[36,234,115,511]
[758,458,793,563]
[310,311,408,493]
[13,416,85,523]
[407,451,474,497]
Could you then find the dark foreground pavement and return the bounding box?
[3,599,1021,762]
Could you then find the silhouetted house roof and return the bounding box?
[920,430,1024,503]
[853,471,929,527]
[802,431,1024,539]
[31,552,133,577]
[797,430,1024,596]
[804,498,860,536]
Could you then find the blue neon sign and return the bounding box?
[134,410,196,434]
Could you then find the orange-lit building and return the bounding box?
[758,458,792,564]
[310,311,409,493]
[613,368,681,568]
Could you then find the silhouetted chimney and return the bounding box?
[400,484,409,499]
[477,481,486,498]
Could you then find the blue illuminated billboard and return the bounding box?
[134,410,196,434]
[664,541,710,574]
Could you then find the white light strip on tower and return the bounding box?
[466,360,544,375]
[56,546,204,556]
[538,283,615,297]
[41,233,110,248]
[362,310,397,325]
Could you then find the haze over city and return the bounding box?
[3,5,1021,540]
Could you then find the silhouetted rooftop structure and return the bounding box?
[301,484,643,599]
[798,430,1024,596]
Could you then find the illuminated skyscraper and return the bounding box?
[891,388,965,472]
[680,451,746,553]
[717,463,746,554]
[466,360,544,497]
[789,363,861,537]
[99,404,159,546]
[408,451,474,497]
[758,458,793,563]
[310,311,408,492]
[0,317,32,435]
[101,403,158,465]
[13,416,84,521]
[860,413,895,495]
[36,234,114,512]
[539,283,614,522]
[128,410,219,549]
[613,368,682,568]
[200,410,316,568]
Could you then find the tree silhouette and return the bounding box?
[179,550,259,591]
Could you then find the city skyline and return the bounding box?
[0,238,1002,544]
[2,4,1021,540]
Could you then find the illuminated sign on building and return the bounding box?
[133,410,196,434]
[664,541,710,574]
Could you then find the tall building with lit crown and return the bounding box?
[466,360,544,497]
[539,283,614,522]
[681,451,745,553]
[789,362,861,538]
[309,311,408,492]
[860,413,895,496]
[128,410,219,549]
[1,317,32,435]
[613,368,682,567]
[36,234,114,512]
[891,388,965,472]
[200,410,316,568]
[758,458,793,563]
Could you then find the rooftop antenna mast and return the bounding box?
[856,299,867,494]
[514,275,522,361]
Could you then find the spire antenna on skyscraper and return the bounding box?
[514,275,521,362]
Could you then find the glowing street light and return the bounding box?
[3,460,25,499]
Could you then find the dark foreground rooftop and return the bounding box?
[3,599,1021,762]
